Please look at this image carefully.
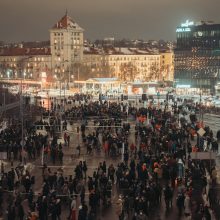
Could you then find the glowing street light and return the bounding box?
[7,70,10,78]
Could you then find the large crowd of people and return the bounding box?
[0,95,219,220]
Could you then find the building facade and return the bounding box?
[0,13,84,83]
[0,47,51,79]
[160,51,174,82]
[83,47,162,82]
[50,12,84,81]
[174,20,220,94]
[0,12,174,84]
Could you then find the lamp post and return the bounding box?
[54,69,65,136]
[23,71,26,80]
[20,78,25,165]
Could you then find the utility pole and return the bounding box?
[3,92,5,110]
[60,80,62,135]
[78,67,80,92]
[20,79,24,165]
[199,81,202,120]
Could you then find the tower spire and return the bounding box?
[65,9,68,16]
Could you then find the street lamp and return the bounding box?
[7,70,10,78]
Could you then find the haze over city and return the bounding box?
[1,0,220,42]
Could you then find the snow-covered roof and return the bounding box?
[52,13,83,31]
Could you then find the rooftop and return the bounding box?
[52,13,83,31]
[84,46,160,55]
[0,47,51,56]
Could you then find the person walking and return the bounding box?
[176,193,185,216]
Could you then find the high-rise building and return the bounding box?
[50,12,84,80]
[174,20,220,94]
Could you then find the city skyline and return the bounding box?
[1,0,220,43]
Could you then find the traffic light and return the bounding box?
[121,94,124,101]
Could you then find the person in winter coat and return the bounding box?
[55,198,61,220]
[203,205,211,220]
[68,196,77,220]
[78,204,88,220]
[18,203,24,220]
[7,203,16,220]
[184,193,191,217]
[176,193,185,216]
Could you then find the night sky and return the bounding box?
[0,0,220,42]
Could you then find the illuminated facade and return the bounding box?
[83,47,161,82]
[174,20,220,93]
[160,51,174,81]
[0,47,51,79]
[0,13,173,84]
[50,12,84,80]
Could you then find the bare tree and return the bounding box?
[149,63,160,81]
[119,62,137,82]
[71,61,114,80]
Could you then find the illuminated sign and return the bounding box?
[181,20,194,27]
[176,27,191,32]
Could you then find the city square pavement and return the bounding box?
[2,114,211,220]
